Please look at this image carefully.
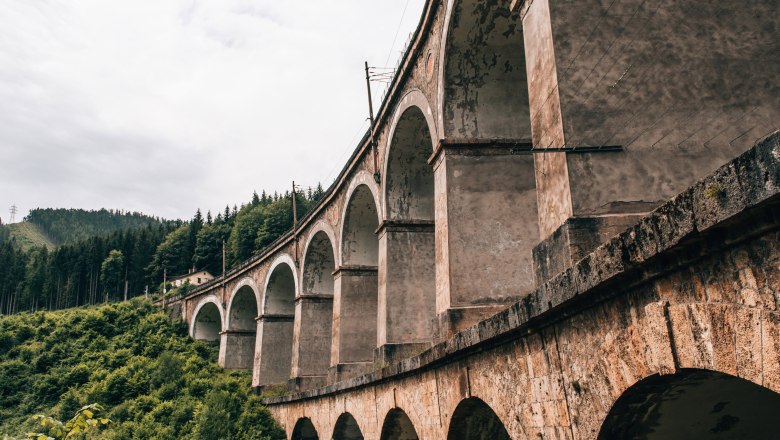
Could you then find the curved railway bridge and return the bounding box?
[164,0,780,438]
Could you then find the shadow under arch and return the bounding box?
[598,369,780,439]
[332,412,364,440]
[380,408,419,440]
[291,417,318,440]
[220,283,258,369]
[190,296,224,342]
[254,256,297,387]
[447,397,509,440]
[438,0,529,140]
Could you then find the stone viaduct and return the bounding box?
[164,0,780,438]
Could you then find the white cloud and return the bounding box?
[0,0,425,222]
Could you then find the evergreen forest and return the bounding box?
[0,186,324,314]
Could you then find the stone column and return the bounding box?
[328,265,377,384]
[375,220,435,365]
[252,313,294,388]
[432,142,539,341]
[218,330,256,370]
[289,294,333,392]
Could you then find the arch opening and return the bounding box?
[378,105,436,360]
[331,184,379,381]
[291,231,335,390]
[447,397,510,440]
[254,260,297,387]
[386,105,435,221]
[442,0,530,140]
[341,185,379,266]
[302,231,336,296]
[192,302,221,342]
[333,413,364,440]
[264,263,295,315]
[228,285,258,331]
[598,369,780,440]
[291,417,319,440]
[380,408,419,440]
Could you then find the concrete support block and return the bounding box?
[287,375,327,393]
[377,221,436,348]
[218,330,256,370]
[327,362,373,385]
[253,314,294,388]
[373,342,430,368]
[432,143,539,340]
[532,214,647,285]
[433,305,511,341]
[290,294,333,383]
[331,266,378,367]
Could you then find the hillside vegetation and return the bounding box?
[23,208,163,246]
[3,222,56,251]
[1,188,324,315]
[0,298,284,439]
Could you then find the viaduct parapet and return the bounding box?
[163,0,780,438]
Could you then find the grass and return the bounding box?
[5,222,56,251]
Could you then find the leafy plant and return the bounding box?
[27,403,110,439]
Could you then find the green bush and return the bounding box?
[0,299,284,439]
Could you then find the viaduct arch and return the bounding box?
[378,92,437,364]
[189,295,223,342]
[219,278,259,369]
[255,254,298,387]
[332,177,382,382]
[290,223,337,391]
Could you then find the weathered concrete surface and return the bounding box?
[218,331,255,370]
[331,266,379,380]
[265,133,780,439]
[290,295,333,391]
[532,213,647,285]
[441,0,530,140]
[433,144,540,339]
[527,0,780,239]
[377,222,435,359]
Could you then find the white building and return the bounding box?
[170,270,214,288]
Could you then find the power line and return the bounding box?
[384,0,412,69]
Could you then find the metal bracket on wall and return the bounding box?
[518,145,624,154]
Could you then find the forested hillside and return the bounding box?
[0,223,178,314]
[149,187,323,283]
[24,208,163,246]
[0,299,284,439]
[0,186,324,314]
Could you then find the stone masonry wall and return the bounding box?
[266,133,780,439]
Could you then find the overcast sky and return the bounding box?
[0,0,426,222]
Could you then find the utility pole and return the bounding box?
[162,267,167,310]
[222,240,226,278]
[292,181,299,266]
[292,181,298,228]
[364,61,380,182]
[9,204,17,224]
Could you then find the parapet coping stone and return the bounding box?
[263,130,780,405]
